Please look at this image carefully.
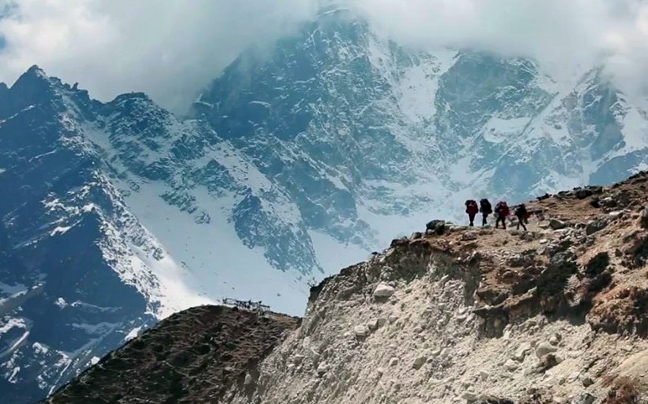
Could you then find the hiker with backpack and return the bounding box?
[465,199,479,226]
[479,198,492,226]
[494,201,510,229]
[514,203,529,231]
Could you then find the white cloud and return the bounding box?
[2,0,648,111]
[0,0,318,111]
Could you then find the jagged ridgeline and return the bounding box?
[46,172,648,403]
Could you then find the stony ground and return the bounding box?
[42,306,299,404]
[220,172,648,404]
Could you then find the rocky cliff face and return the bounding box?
[218,172,648,404]
[47,171,648,403]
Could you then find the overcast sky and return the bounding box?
[1,0,648,111]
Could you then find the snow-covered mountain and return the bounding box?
[3,7,648,403]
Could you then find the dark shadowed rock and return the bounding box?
[43,306,299,404]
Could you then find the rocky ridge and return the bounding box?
[43,306,299,404]
[220,171,648,403]
[46,171,648,403]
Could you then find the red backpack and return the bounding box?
[465,200,478,214]
[496,201,509,216]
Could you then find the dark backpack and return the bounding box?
[465,200,478,213]
[480,199,492,214]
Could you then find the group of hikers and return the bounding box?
[464,199,529,230]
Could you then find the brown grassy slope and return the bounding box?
[43,305,299,404]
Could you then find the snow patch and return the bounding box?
[54,298,68,309]
[124,326,143,341]
[32,342,50,355]
[309,231,368,275]
[483,117,531,143]
[50,226,72,236]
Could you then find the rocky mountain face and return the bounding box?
[0,67,210,404]
[4,7,648,404]
[46,171,648,403]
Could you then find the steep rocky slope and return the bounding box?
[219,171,648,404]
[47,171,648,403]
[43,306,299,404]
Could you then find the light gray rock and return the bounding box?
[550,333,562,346]
[354,325,369,338]
[367,319,379,331]
[244,374,253,385]
[373,283,396,298]
[462,390,477,401]
[535,342,558,359]
[413,356,427,369]
[504,359,519,371]
[317,362,328,376]
[568,372,580,383]
[389,357,399,367]
[573,392,596,404]
[550,219,567,230]
[513,344,531,362]
[388,314,398,323]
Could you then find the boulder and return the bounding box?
[367,319,379,331]
[549,333,562,346]
[572,393,596,404]
[504,359,519,371]
[549,219,567,230]
[317,362,328,376]
[582,376,594,387]
[410,231,423,240]
[462,232,478,241]
[354,325,369,338]
[585,220,607,235]
[426,220,444,230]
[600,196,617,208]
[640,207,648,229]
[512,344,531,362]
[373,283,395,299]
[462,390,478,401]
[413,356,427,370]
[575,188,594,199]
[535,342,557,359]
[244,374,253,385]
[390,237,409,247]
